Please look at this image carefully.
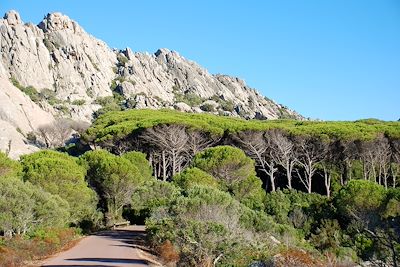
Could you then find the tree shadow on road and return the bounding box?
[43,265,112,267]
[66,257,147,264]
[95,229,154,254]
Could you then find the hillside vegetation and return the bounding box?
[84,109,400,143]
[1,109,400,266]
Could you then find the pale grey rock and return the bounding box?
[0,77,54,158]
[118,48,300,119]
[69,104,101,122]
[134,94,148,109]
[4,10,22,26]
[201,100,219,108]
[0,10,302,157]
[192,107,204,113]
[0,11,116,116]
[0,77,54,133]
[174,102,192,112]
[0,120,39,159]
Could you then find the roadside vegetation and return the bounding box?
[1,109,399,266]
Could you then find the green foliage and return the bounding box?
[265,189,328,228]
[146,185,287,266]
[220,99,235,112]
[110,77,126,91]
[117,54,128,65]
[83,109,400,144]
[71,99,86,105]
[382,188,400,219]
[0,227,78,265]
[56,104,70,115]
[0,152,21,178]
[131,180,181,218]
[191,146,265,210]
[192,145,255,184]
[334,180,400,263]
[93,96,123,118]
[10,78,63,106]
[310,219,343,252]
[173,167,219,191]
[200,103,215,112]
[231,174,266,211]
[80,150,145,224]
[335,180,386,223]
[174,91,204,106]
[0,176,70,236]
[122,151,153,180]
[39,88,61,105]
[20,150,98,224]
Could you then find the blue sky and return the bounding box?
[2,1,399,120]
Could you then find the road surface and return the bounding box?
[41,225,152,267]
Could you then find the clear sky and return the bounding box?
[2,0,399,121]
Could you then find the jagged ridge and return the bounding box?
[0,10,302,158]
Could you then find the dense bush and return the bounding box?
[20,150,98,224]
[0,152,21,178]
[146,185,288,266]
[0,176,70,237]
[173,167,219,191]
[80,150,147,225]
[192,146,266,210]
[122,151,153,180]
[0,152,82,266]
[130,180,181,220]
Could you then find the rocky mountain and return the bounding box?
[0,10,301,158]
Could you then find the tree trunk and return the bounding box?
[307,172,312,193]
[269,172,276,192]
[286,161,292,189]
[323,166,331,198]
[171,150,176,176]
[162,150,167,181]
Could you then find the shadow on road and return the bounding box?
[43,265,112,267]
[41,227,153,267]
[95,229,154,254]
[65,257,147,264]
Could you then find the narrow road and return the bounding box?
[41,225,152,267]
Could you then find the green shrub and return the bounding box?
[130,180,181,220]
[21,150,98,224]
[117,54,129,65]
[80,150,145,225]
[71,99,86,105]
[146,185,283,266]
[173,167,219,191]
[200,103,215,112]
[174,91,204,106]
[0,152,22,178]
[39,88,61,105]
[122,151,153,180]
[220,100,235,112]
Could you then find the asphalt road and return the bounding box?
[41,225,150,267]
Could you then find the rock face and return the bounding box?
[0,77,54,158]
[116,48,298,119]
[0,10,301,158]
[0,11,116,121]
